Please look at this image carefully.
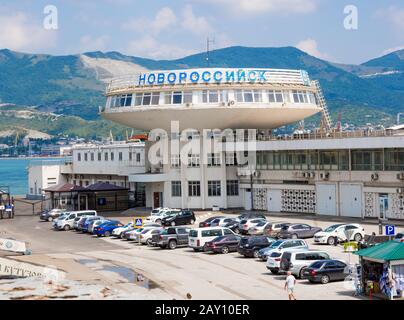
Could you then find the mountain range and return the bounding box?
[0,46,403,140]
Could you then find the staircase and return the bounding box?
[313,80,333,131]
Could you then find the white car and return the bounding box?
[146,208,178,224]
[55,210,97,231]
[137,227,165,245]
[188,227,235,251]
[124,223,161,240]
[112,222,134,238]
[314,224,365,245]
[210,217,237,227]
[248,221,273,235]
[264,240,309,273]
[238,218,267,234]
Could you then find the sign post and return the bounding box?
[385,224,395,240]
[133,217,144,245]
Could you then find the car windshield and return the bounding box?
[270,240,284,248]
[310,261,325,269]
[324,224,343,232]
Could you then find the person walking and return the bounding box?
[285,271,297,300]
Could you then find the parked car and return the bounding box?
[279,249,331,278]
[52,212,70,228]
[260,239,309,262]
[161,210,196,226]
[222,219,242,233]
[145,207,173,224]
[189,227,235,251]
[303,260,348,284]
[93,220,123,237]
[130,226,164,243]
[199,216,226,228]
[155,227,190,249]
[263,222,291,237]
[238,218,267,235]
[248,221,272,235]
[237,236,277,258]
[40,209,65,222]
[265,239,310,273]
[88,218,108,234]
[204,235,242,254]
[209,217,237,228]
[235,212,266,223]
[278,224,322,239]
[121,223,161,240]
[314,224,365,245]
[394,232,404,242]
[112,222,134,238]
[54,210,97,231]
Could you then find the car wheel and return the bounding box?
[253,249,259,258]
[190,219,195,225]
[104,231,111,237]
[354,233,362,242]
[270,269,279,274]
[159,244,167,249]
[63,225,70,231]
[168,240,177,250]
[193,248,200,252]
[171,221,176,226]
[221,246,229,254]
[156,219,161,224]
[48,217,53,222]
[146,239,152,246]
[327,237,335,245]
[299,268,306,279]
[291,233,298,239]
[97,234,101,237]
[320,274,330,284]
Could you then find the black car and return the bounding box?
[204,235,241,254]
[303,260,348,284]
[161,210,196,226]
[199,216,225,228]
[237,236,274,258]
[222,219,242,233]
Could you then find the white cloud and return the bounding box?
[121,7,177,35]
[80,35,110,52]
[380,6,404,29]
[296,38,332,61]
[181,5,214,36]
[382,45,404,55]
[203,0,317,15]
[126,35,196,59]
[0,12,56,52]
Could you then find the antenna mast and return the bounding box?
[206,37,215,67]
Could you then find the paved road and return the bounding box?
[2,213,401,299]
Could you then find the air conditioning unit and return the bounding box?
[397,172,404,180]
[320,172,330,180]
[220,102,226,107]
[253,170,261,177]
[228,100,236,106]
[371,173,379,181]
[185,102,192,107]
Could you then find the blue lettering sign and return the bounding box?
[237,70,246,82]
[202,71,211,82]
[258,71,267,82]
[179,72,187,83]
[248,71,256,82]
[147,73,156,85]
[167,72,176,84]
[138,73,146,85]
[213,71,223,82]
[225,71,235,82]
[157,73,165,84]
[190,71,200,83]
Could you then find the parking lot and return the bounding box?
[1,211,402,300]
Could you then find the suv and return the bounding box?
[314,224,365,245]
[161,210,196,226]
[261,238,308,262]
[237,236,276,258]
[238,218,267,235]
[146,207,172,224]
[279,249,331,278]
[155,227,190,249]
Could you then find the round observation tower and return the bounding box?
[101,68,323,131]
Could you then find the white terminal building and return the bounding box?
[28,68,404,221]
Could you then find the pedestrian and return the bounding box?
[284,271,297,300]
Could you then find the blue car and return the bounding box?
[93,220,123,237]
[82,216,103,233]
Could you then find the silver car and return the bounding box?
[279,249,331,278]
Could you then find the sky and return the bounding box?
[0,0,403,64]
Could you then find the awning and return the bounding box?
[354,241,404,262]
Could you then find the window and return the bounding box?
[208,180,221,197]
[77,153,81,161]
[98,152,101,161]
[84,153,88,161]
[171,154,180,168]
[171,181,182,197]
[110,152,114,161]
[188,181,201,197]
[223,229,233,235]
[183,91,192,104]
[207,153,221,166]
[226,180,239,196]
[142,92,151,105]
[292,90,308,103]
[268,90,284,103]
[119,152,123,161]
[225,152,237,166]
[201,229,222,237]
[136,153,141,162]
[188,154,200,167]
[90,153,94,161]
[385,149,404,171]
[135,93,143,106]
[172,91,183,104]
[104,152,108,161]
[151,92,160,105]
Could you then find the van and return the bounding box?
[55,210,97,231]
[188,227,235,251]
[279,249,331,278]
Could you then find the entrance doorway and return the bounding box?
[378,194,389,219]
[153,192,163,208]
